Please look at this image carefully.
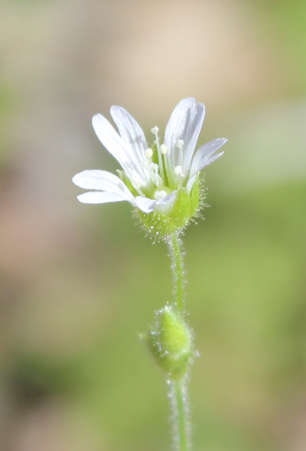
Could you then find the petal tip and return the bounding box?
[91,113,103,127]
[76,193,87,203]
[72,172,81,186]
[110,105,120,114]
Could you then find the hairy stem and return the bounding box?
[173,379,189,451]
[169,232,185,313]
[168,233,190,450]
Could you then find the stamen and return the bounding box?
[150,125,165,182]
[151,163,162,187]
[150,126,159,136]
[150,126,160,150]
[176,139,184,149]
[160,144,168,155]
[145,148,153,158]
[132,172,143,189]
[154,190,167,200]
[174,165,183,177]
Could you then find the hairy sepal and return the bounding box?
[137,178,200,238]
[147,305,193,380]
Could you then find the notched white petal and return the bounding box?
[92,114,131,168]
[110,105,147,153]
[197,138,227,158]
[72,170,115,190]
[190,138,227,176]
[164,98,196,150]
[164,97,206,171]
[77,191,126,204]
[72,169,132,198]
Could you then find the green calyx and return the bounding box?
[147,305,193,379]
[137,177,200,238]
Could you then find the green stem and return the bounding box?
[174,379,189,451]
[168,232,190,450]
[169,232,185,313]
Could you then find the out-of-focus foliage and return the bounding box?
[0,82,15,168]
[260,0,306,88]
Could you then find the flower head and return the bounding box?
[73,97,227,236]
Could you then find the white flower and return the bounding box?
[73,97,227,214]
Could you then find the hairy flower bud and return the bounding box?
[147,305,193,379]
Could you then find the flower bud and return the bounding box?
[147,305,193,379]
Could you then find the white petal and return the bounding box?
[92,114,135,171]
[110,106,147,160]
[155,191,177,211]
[186,175,197,193]
[77,191,127,204]
[134,196,156,213]
[92,113,148,190]
[164,98,205,171]
[190,138,227,177]
[72,170,133,198]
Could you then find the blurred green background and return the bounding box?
[1,1,306,450]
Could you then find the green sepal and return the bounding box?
[147,305,193,379]
[137,177,200,238]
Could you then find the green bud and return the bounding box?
[137,178,200,239]
[147,305,193,379]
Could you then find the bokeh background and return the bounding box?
[1,1,306,450]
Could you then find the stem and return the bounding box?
[169,232,185,313]
[173,379,189,451]
[168,232,190,450]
